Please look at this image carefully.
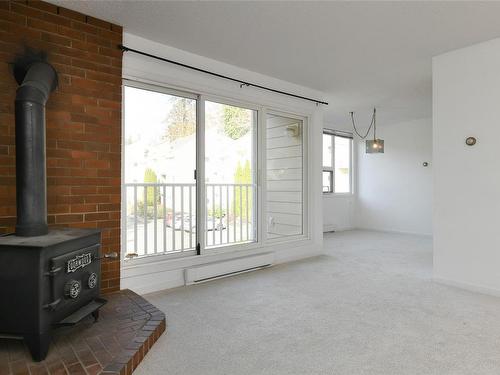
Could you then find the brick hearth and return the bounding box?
[0,290,166,375]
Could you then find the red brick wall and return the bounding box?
[0,1,122,293]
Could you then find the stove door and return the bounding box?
[48,244,101,322]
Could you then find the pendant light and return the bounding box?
[350,107,384,153]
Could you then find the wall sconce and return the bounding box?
[284,123,300,138]
[268,216,276,230]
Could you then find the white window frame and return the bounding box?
[322,132,334,194]
[322,129,353,195]
[121,79,311,262]
[199,94,261,256]
[121,81,199,263]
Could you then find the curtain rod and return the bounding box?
[118,45,328,106]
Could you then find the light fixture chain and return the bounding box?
[350,109,375,140]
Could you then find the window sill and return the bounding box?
[122,234,311,273]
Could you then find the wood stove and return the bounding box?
[0,49,112,361]
[0,228,107,361]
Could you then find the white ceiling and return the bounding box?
[50,1,500,126]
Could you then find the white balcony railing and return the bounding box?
[122,183,256,259]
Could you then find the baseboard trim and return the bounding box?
[354,226,432,237]
[273,244,322,265]
[323,224,354,233]
[433,276,500,298]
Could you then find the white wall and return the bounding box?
[355,118,433,235]
[433,38,500,295]
[323,195,354,232]
[121,33,325,294]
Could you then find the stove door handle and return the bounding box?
[44,266,62,277]
[43,298,61,311]
[95,252,118,260]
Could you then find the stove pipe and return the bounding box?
[13,51,58,237]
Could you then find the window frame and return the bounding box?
[121,79,311,262]
[322,129,353,195]
[322,170,334,194]
[202,96,260,251]
[322,132,334,193]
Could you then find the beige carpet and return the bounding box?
[135,230,500,375]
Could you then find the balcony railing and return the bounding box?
[122,183,256,259]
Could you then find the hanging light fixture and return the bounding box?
[350,107,384,153]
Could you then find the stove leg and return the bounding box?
[91,309,100,322]
[25,332,51,362]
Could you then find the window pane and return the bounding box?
[205,101,257,247]
[323,171,332,193]
[266,114,303,238]
[323,133,333,168]
[124,86,196,256]
[334,136,351,193]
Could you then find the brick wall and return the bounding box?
[0,1,123,293]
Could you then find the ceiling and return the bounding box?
[50,1,500,127]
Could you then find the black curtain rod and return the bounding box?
[119,44,328,106]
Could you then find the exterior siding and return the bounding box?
[266,114,303,239]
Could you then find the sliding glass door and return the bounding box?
[204,100,258,248]
[123,84,260,259]
[122,82,310,261]
[123,85,197,258]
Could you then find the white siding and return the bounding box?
[267,145,302,159]
[266,115,303,238]
[267,191,302,203]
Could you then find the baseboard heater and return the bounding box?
[184,252,274,285]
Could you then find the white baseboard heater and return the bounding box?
[184,252,274,285]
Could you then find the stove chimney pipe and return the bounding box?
[12,50,58,237]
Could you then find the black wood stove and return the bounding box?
[0,49,113,361]
[0,229,107,361]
